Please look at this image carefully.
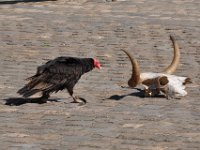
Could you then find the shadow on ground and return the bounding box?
[4,96,87,106]
[4,97,59,106]
[108,90,144,101]
[108,88,165,101]
[0,0,56,5]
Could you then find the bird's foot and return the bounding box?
[71,96,87,105]
[39,94,50,104]
[41,93,50,99]
[71,96,80,103]
[38,99,47,104]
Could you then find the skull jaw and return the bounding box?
[143,84,188,99]
[144,88,160,97]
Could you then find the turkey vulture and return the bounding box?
[17,56,101,103]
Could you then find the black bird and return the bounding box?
[17,56,101,103]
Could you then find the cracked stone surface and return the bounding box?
[0,0,200,149]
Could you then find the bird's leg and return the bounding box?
[40,92,50,103]
[67,88,79,103]
[67,88,86,104]
[72,96,80,103]
[41,92,50,99]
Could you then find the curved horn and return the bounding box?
[121,49,141,87]
[163,35,180,74]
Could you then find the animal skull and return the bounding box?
[122,35,191,99]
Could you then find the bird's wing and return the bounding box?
[34,57,84,91]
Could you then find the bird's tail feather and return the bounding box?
[17,86,29,95]
[17,76,43,97]
[17,85,41,97]
[18,74,61,97]
[26,74,38,81]
[18,80,57,98]
[21,89,40,97]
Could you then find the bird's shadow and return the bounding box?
[4,97,59,106]
[0,0,56,5]
[108,88,165,101]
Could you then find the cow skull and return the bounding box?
[122,35,191,99]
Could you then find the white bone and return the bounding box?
[140,72,188,98]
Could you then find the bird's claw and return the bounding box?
[71,96,87,105]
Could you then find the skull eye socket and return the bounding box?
[158,76,169,86]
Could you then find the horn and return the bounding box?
[163,35,180,74]
[121,49,141,87]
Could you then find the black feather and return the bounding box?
[17,57,95,98]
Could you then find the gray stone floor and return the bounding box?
[0,0,200,149]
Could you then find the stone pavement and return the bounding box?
[0,0,200,149]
